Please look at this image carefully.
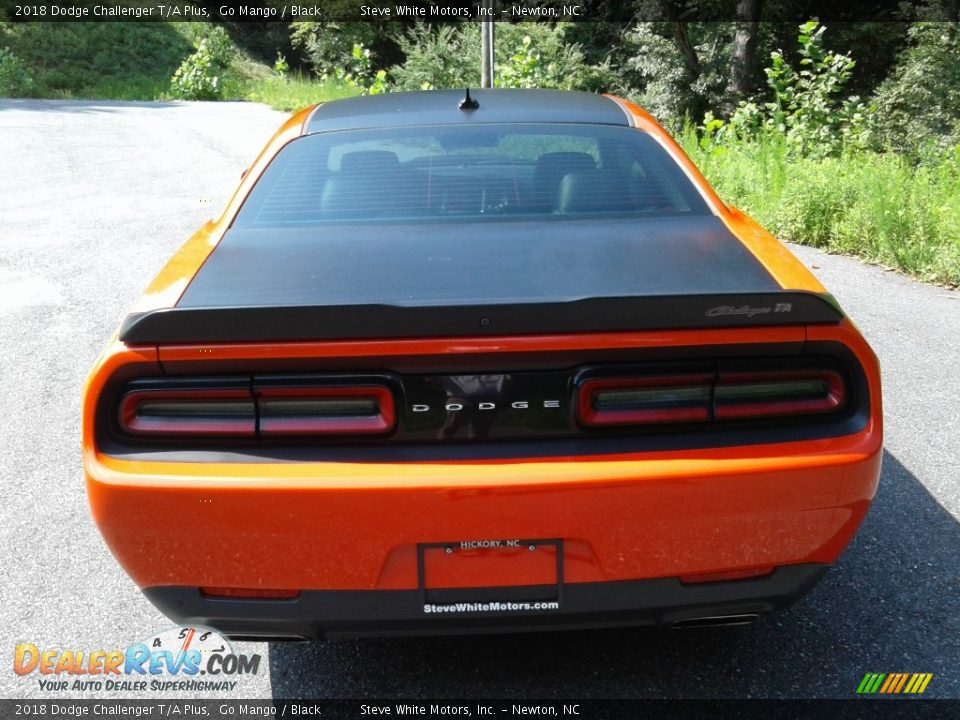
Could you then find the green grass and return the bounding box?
[238,71,358,112]
[0,21,358,110]
[1,22,199,99]
[681,129,960,287]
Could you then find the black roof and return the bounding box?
[304,89,632,134]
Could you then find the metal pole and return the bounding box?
[481,20,491,89]
[481,1,494,88]
[488,17,495,87]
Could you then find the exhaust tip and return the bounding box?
[670,613,761,629]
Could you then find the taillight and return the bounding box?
[578,375,713,426]
[119,388,256,436]
[714,369,845,419]
[257,385,395,435]
[577,367,847,427]
[117,380,397,438]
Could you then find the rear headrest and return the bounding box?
[531,152,597,210]
[535,151,596,175]
[557,171,632,214]
[338,150,400,174]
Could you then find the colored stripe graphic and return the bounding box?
[857,673,885,694]
[879,674,896,693]
[912,674,934,694]
[857,673,933,694]
[894,673,909,693]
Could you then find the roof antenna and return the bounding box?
[459,88,479,111]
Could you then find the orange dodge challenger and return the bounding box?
[84,89,882,638]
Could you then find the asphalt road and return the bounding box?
[1,100,957,701]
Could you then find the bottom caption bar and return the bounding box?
[2,699,956,719]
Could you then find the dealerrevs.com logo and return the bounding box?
[13,626,260,693]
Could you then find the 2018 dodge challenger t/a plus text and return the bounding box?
[83,89,882,638]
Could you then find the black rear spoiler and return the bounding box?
[118,292,843,345]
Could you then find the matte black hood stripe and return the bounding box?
[177,217,778,310]
[119,292,842,345]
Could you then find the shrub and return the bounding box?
[290,21,381,77]
[317,43,387,95]
[763,22,871,156]
[273,52,289,77]
[169,27,233,100]
[0,46,34,97]
[495,23,609,91]
[704,22,873,158]
[390,24,480,91]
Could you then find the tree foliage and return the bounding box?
[389,23,611,92]
[0,47,34,97]
[390,24,480,90]
[870,22,960,157]
[619,22,736,124]
[164,12,956,165]
[169,27,233,100]
[290,21,382,77]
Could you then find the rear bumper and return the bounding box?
[86,438,880,592]
[144,563,829,639]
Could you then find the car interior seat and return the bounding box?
[321,150,403,217]
[530,152,597,212]
[556,170,634,214]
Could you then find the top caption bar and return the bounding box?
[3,0,958,22]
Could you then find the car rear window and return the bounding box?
[233,123,711,227]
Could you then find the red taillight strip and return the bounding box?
[257,385,396,435]
[200,587,301,600]
[118,384,397,437]
[578,374,713,426]
[713,370,845,420]
[119,389,256,436]
[578,368,847,427]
